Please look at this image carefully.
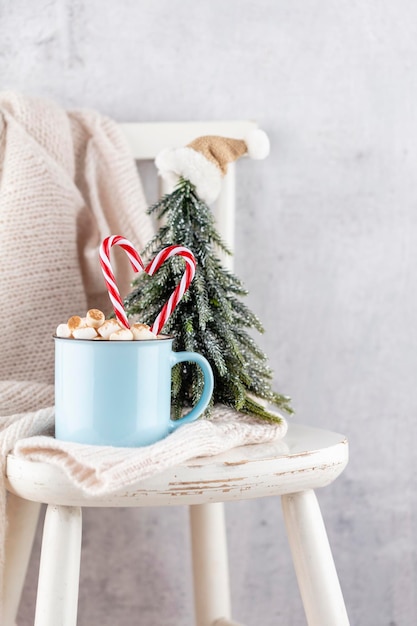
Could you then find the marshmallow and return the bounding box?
[131,323,157,340]
[86,308,105,328]
[56,323,72,338]
[97,319,123,339]
[109,328,134,341]
[57,313,159,341]
[67,315,86,332]
[132,323,150,331]
[73,326,98,340]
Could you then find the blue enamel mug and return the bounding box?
[54,336,214,447]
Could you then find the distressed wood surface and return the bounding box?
[6,423,348,507]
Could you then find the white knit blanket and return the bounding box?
[9,403,287,495]
[0,92,287,615]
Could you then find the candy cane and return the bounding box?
[99,235,145,328]
[146,245,196,335]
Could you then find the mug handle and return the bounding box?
[169,351,214,430]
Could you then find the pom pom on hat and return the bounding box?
[155,129,270,204]
[245,128,270,160]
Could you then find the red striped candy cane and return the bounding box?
[100,235,145,328]
[146,245,196,335]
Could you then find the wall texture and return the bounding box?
[2,1,416,624]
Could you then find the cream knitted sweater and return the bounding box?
[0,93,287,616]
[0,92,154,386]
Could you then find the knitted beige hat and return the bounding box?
[155,129,270,204]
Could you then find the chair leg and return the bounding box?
[3,494,41,626]
[189,502,232,626]
[281,490,350,626]
[34,504,82,626]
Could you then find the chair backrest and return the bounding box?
[119,121,258,270]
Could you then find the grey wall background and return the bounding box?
[1,0,416,624]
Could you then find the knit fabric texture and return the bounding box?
[0,93,288,616]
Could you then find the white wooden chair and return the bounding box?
[3,121,350,626]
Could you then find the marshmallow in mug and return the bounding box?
[56,309,158,341]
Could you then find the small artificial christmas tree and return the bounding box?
[124,131,292,423]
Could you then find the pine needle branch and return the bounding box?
[125,178,293,421]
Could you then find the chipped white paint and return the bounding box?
[4,120,349,626]
[5,423,349,626]
[6,424,348,507]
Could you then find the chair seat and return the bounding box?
[6,423,348,508]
